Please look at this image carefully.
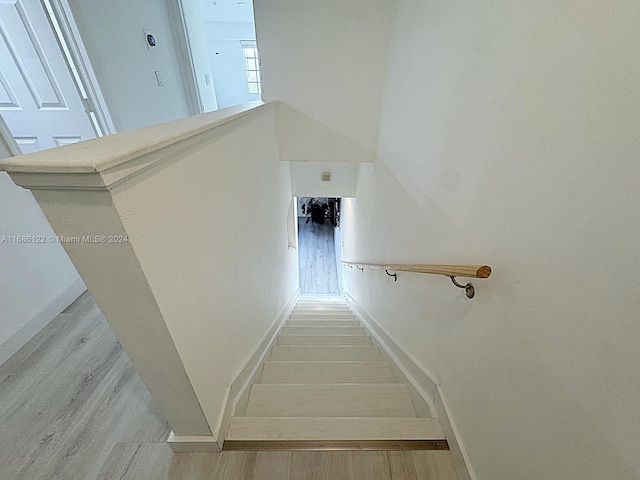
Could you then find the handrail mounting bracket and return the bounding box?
[450,276,475,299]
[384,269,397,282]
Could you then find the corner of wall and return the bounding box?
[0,278,86,367]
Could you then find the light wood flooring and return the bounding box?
[298,218,340,294]
[0,291,169,480]
[0,292,458,479]
[96,449,459,479]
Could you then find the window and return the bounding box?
[241,42,261,95]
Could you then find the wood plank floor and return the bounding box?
[95,446,458,480]
[0,291,169,480]
[0,292,458,479]
[298,218,340,294]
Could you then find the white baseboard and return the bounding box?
[214,288,300,450]
[344,292,440,404]
[434,387,477,480]
[0,277,86,366]
[167,432,220,453]
[345,293,475,480]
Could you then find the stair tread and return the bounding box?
[246,384,416,417]
[287,319,361,327]
[282,326,365,335]
[277,334,372,346]
[293,307,352,311]
[289,315,356,321]
[294,306,349,309]
[270,346,381,361]
[226,416,443,441]
[261,361,396,384]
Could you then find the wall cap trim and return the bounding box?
[0,101,272,190]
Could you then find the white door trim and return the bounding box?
[165,0,203,116]
[43,0,116,135]
[0,115,21,156]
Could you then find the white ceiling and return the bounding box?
[199,0,255,23]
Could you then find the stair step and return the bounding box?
[281,326,365,335]
[297,299,346,304]
[292,311,353,316]
[295,302,350,307]
[298,295,344,299]
[290,314,356,320]
[261,361,396,384]
[286,319,361,327]
[293,305,351,313]
[270,346,382,361]
[245,384,416,417]
[226,416,445,444]
[296,303,348,308]
[277,334,372,346]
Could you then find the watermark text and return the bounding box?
[1,235,129,244]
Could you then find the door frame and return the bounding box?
[0,115,21,156]
[42,0,116,136]
[165,0,205,116]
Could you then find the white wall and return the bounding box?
[68,0,192,131]
[290,162,359,198]
[254,0,393,153]
[341,1,640,479]
[204,22,259,108]
[112,106,299,431]
[0,120,84,365]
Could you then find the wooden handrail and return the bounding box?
[341,262,491,279]
[341,261,492,298]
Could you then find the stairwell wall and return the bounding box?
[111,105,299,435]
[341,1,640,479]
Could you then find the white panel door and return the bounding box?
[0,0,95,153]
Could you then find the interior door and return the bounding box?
[0,0,95,153]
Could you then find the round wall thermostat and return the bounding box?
[144,30,157,49]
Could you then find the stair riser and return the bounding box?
[246,384,416,417]
[269,346,382,361]
[281,326,365,335]
[290,314,356,320]
[286,320,361,327]
[295,304,348,308]
[261,362,396,384]
[277,335,372,346]
[292,311,352,316]
[294,306,351,311]
[297,299,346,303]
[226,417,444,442]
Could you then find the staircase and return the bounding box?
[224,294,449,450]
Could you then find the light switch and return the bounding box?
[155,71,163,86]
